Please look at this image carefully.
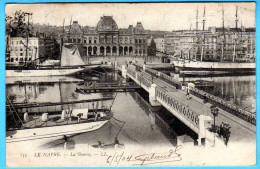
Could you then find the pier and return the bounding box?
[117,63,256,146]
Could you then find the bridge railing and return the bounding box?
[190,87,256,125]
[145,67,182,89]
[127,68,137,78]
[137,73,152,88]
[156,87,199,128]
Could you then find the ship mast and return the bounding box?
[221,6,225,61]
[233,6,239,63]
[235,6,238,29]
[24,12,32,65]
[202,6,206,31]
[196,7,199,32]
[195,7,198,61]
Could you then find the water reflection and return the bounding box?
[170,73,256,111]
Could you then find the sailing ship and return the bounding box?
[172,6,256,75]
[6,43,100,77]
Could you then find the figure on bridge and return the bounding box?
[218,122,231,146]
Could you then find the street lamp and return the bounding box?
[210,105,219,133]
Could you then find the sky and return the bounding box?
[5,2,255,31]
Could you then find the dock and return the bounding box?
[117,63,256,146]
[6,97,114,109]
[75,82,141,93]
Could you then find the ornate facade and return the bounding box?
[67,16,148,57]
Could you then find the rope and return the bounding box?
[6,93,24,125]
[70,82,87,95]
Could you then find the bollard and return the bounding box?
[61,110,66,120]
[149,84,161,106]
[122,65,127,78]
[198,115,212,146]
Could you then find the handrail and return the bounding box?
[156,87,199,127]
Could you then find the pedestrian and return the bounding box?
[220,122,224,137]
[203,94,208,103]
[186,90,191,100]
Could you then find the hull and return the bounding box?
[173,60,256,73]
[6,120,108,146]
[6,67,85,77]
[6,76,84,84]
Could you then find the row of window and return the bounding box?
[9,57,32,62]
[135,49,146,54]
[10,47,36,51]
[11,40,38,45]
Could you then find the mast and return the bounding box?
[235,6,238,29]
[24,12,32,65]
[196,7,199,31]
[221,6,225,61]
[61,18,65,51]
[203,6,206,31]
[68,17,72,43]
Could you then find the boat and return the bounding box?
[6,107,113,147]
[173,60,256,74]
[6,44,101,77]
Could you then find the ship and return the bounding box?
[171,6,256,75]
[6,107,113,147]
[6,43,101,77]
[173,60,255,74]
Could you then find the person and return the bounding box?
[186,90,191,100]
[77,113,82,123]
[220,122,224,137]
[203,94,208,103]
[114,137,120,148]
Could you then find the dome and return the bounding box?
[96,16,118,31]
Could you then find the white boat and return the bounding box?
[6,108,112,147]
[173,60,256,74]
[6,44,100,77]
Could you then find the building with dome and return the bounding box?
[66,16,148,57]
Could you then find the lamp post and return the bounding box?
[210,105,219,133]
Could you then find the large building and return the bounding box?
[6,37,59,66]
[7,37,40,65]
[66,16,148,57]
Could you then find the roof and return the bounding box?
[96,16,118,32]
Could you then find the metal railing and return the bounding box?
[190,87,256,125]
[156,87,199,127]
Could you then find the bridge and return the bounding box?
[116,62,256,146]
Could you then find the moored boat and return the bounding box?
[173,60,256,74]
[6,108,112,147]
[6,44,101,77]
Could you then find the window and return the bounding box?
[78,39,81,43]
[16,58,18,61]
[89,40,92,44]
[20,53,23,56]
[94,40,96,44]
[20,58,23,62]
[84,40,87,44]
[28,58,31,61]
[20,48,23,51]
[10,58,14,62]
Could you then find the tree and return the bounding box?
[5,10,33,37]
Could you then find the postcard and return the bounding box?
[5,2,256,167]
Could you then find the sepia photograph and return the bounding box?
[5,2,256,167]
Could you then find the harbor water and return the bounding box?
[6,69,256,149]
